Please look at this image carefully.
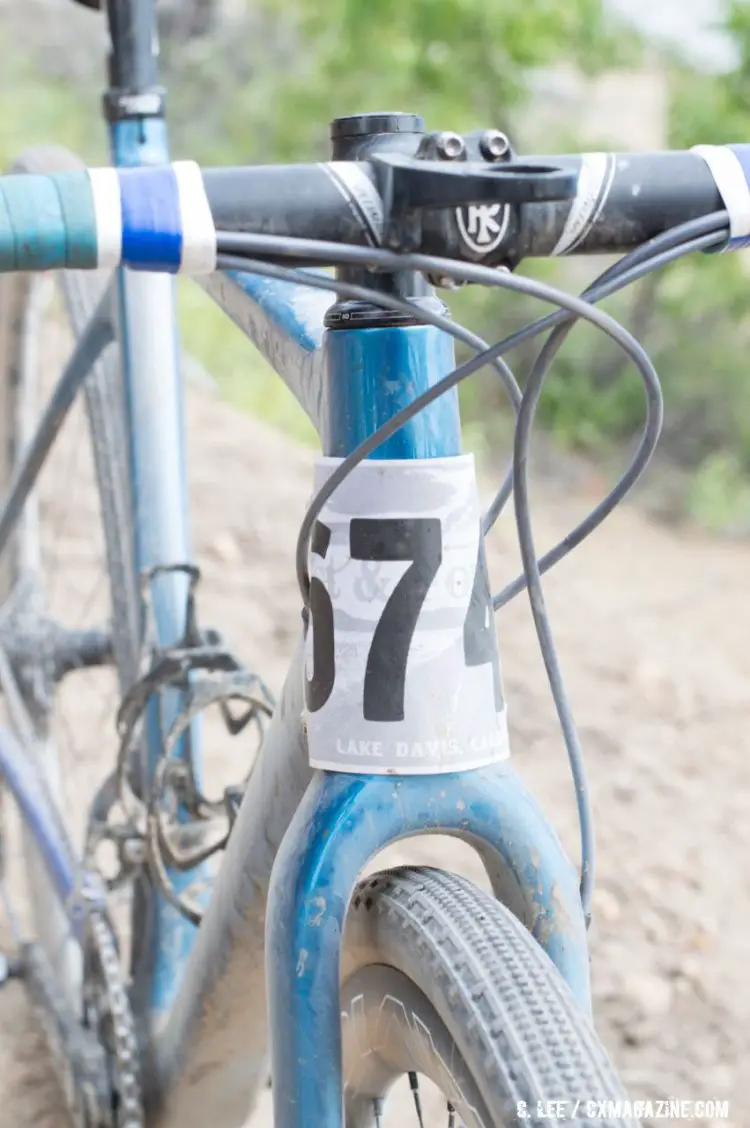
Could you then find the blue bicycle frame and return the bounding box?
[0,260,591,1128]
[0,5,591,1126]
[199,270,592,1128]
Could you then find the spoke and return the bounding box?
[408,1072,426,1128]
[74,570,106,632]
[47,406,85,614]
[0,643,37,749]
[0,873,22,946]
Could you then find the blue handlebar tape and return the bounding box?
[118,165,183,272]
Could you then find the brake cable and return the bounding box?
[216,213,728,922]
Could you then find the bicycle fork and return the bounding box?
[266,318,591,1127]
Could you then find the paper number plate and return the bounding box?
[303,456,510,774]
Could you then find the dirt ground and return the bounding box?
[0,369,748,1127]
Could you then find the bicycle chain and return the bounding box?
[2,886,142,1128]
[21,939,109,1128]
[86,910,143,1128]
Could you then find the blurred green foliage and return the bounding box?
[245,0,639,157]
[160,0,640,163]
[541,0,750,529]
[448,0,750,532]
[0,48,96,164]
[155,0,642,448]
[0,0,641,446]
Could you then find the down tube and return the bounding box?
[110,118,205,1021]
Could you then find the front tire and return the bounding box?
[341,867,635,1127]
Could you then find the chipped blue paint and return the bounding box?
[199,269,331,437]
[325,323,461,458]
[109,117,172,171]
[226,270,330,353]
[267,763,590,1127]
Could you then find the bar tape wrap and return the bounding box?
[0,160,216,274]
[0,170,99,271]
[692,144,750,251]
[88,161,217,273]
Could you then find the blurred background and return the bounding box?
[1,0,749,534]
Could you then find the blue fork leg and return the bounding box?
[267,765,590,1127]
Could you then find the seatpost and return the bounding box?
[103,0,164,121]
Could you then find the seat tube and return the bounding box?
[105,0,206,1022]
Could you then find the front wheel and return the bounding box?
[341,867,634,1127]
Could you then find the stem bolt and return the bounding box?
[435,131,466,160]
[480,130,511,161]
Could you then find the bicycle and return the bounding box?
[0,0,742,1126]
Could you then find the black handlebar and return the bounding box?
[203,164,381,250]
[516,151,723,258]
[201,148,725,270]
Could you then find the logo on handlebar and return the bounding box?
[455,203,510,254]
